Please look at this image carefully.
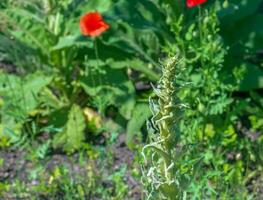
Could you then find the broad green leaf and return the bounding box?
[0,72,52,121]
[106,0,168,38]
[51,34,92,51]
[39,87,64,109]
[64,104,86,151]
[53,104,85,152]
[0,72,20,94]
[239,63,263,91]
[51,34,79,50]
[22,73,52,112]
[221,14,263,52]
[126,103,152,147]
[2,7,53,51]
[48,107,70,129]
[79,66,135,119]
[218,0,262,24]
[108,58,159,81]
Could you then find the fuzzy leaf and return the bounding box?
[126,103,152,147]
[53,104,85,152]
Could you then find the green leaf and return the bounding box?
[79,66,136,119]
[39,87,64,109]
[108,58,159,81]
[239,63,263,91]
[0,72,52,121]
[126,103,152,147]
[2,7,52,52]
[221,14,263,52]
[0,72,20,94]
[80,0,112,13]
[48,107,70,129]
[106,0,168,37]
[218,0,262,24]
[51,34,92,51]
[53,104,85,152]
[0,72,51,143]
[51,34,79,50]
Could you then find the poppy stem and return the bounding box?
[198,6,204,68]
[94,37,100,69]
[94,37,102,88]
[93,37,104,113]
[94,38,101,88]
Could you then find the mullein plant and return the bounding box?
[142,56,195,199]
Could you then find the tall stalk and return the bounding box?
[142,56,190,200]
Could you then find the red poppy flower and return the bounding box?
[80,12,109,37]
[186,0,207,8]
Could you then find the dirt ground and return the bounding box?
[0,134,142,200]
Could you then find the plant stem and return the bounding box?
[93,37,104,113]
[94,37,100,70]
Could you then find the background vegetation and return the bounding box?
[0,0,263,199]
